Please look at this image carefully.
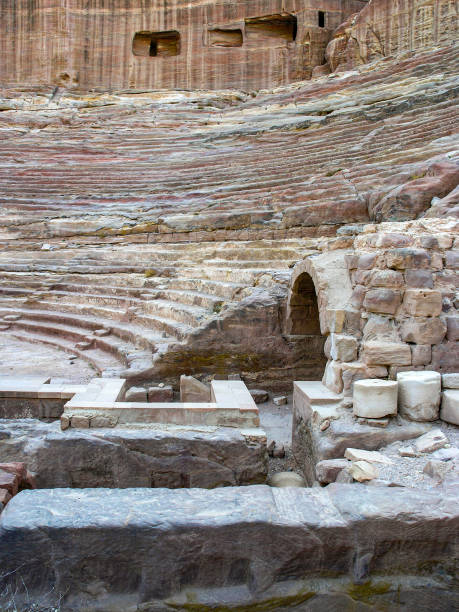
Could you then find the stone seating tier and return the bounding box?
[0,46,456,235]
[0,45,457,386]
[0,239,313,382]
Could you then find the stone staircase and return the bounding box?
[0,240,312,383]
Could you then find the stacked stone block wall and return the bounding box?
[306,219,458,394]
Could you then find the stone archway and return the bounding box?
[287,272,321,336]
[285,270,326,380]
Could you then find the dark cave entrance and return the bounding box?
[288,273,321,335]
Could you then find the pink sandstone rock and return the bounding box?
[326,0,457,73]
[0,0,366,92]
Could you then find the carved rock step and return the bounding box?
[0,307,164,350]
[6,329,123,375]
[145,288,226,310]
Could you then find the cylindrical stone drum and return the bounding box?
[397,371,441,422]
[353,379,398,418]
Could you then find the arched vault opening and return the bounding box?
[285,271,326,380]
[287,272,321,335]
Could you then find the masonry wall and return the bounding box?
[291,219,459,395]
[0,0,366,91]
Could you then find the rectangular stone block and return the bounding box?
[446,316,459,341]
[147,385,173,402]
[124,387,148,402]
[0,486,456,610]
[442,373,459,389]
[400,317,447,345]
[0,420,267,489]
[405,269,434,289]
[411,344,431,366]
[445,250,459,269]
[440,390,459,426]
[368,270,404,288]
[403,289,442,317]
[329,334,358,362]
[386,248,431,270]
[362,341,412,366]
[363,288,401,315]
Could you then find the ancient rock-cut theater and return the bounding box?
[0,0,458,610]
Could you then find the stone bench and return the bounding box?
[0,485,456,610]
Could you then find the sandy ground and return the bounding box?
[0,333,97,383]
[257,393,293,447]
[256,393,301,477]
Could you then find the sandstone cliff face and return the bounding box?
[326,0,458,72]
[0,0,366,92]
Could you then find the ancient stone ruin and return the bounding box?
[0,0,458,609]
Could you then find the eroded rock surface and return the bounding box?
[326,0,458,73]
[0,485,456,610]
[0,420,267,489]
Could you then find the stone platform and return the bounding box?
[0,376,267,488]
[0,485,456,611]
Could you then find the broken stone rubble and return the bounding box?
[349,460,378,482]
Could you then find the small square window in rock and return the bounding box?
[132,31,180,57]
[245,14,297,42]
[208,29,243,47]
[318,11,326,28]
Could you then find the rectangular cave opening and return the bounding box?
[318,11,325,28]
[245,14,297,42]
[132,30,181,58]
[208,28,243,47]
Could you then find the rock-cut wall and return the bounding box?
[0,0,366,91]
[326,0,458,72]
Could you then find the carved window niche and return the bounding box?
[132,31,181,58]
[245,14,298,42]
[208,28,243,47]
[318,11,326,28]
